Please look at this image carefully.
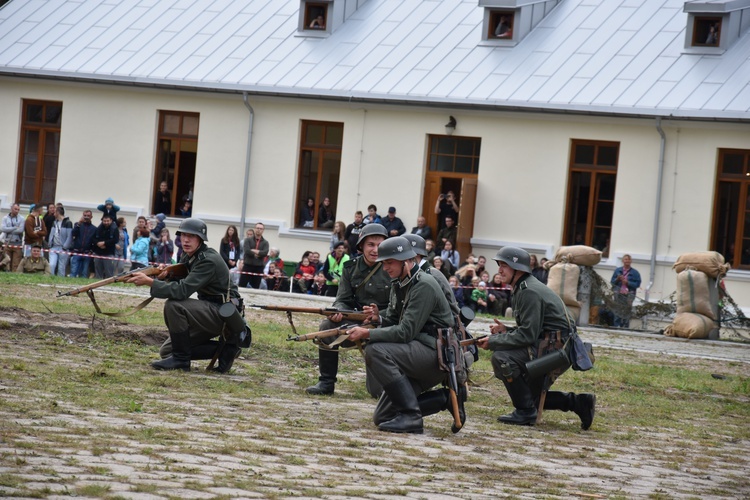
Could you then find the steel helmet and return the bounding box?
[176,218,208,242]
[494,246,531,273]
[402,233,427,257]
[376,236,417,262]
[356,223,388,250]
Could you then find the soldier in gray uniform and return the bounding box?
[347,237,462,434]
[128,218,245,373]
[306,223,392,395]
[476,246,596,429]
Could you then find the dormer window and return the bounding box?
[304,2,328,30]
[692,17,721,47]
[488,11,514,40]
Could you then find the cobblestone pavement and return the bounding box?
[0,287,747,499]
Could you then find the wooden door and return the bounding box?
[456,177,477,260]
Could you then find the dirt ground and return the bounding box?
[1,294,749,499]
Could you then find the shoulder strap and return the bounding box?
[355,261,382,294]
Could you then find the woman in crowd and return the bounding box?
[129,228,151,270]
[448,275,464,309]
[531,254,549,284]
[432,256,452,280]
[441,240,460,269]
[329,221,346,252]
[487,272,510,316]
[263,247,284,275]
[299,197,315,228]
[318,197,335,228]
[154,227,174,264]
[220,225,240,269]
[115,217,129,274]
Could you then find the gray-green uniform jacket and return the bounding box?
[151,244,239,302]
[419,259,460,318]
[488,274,570,351]
[332,256,391,311]
[370,266,454,349]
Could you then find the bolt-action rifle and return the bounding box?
[459,334,489,347]
[251,305,373,336]
[286,323,374,350]
[57,263,188,316]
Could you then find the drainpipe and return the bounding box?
[646,118,666,302]
[241,92,255,236]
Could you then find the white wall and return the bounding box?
[1,78,750,310]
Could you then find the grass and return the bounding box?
[0,274,748,498]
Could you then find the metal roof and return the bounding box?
[0,0,748,120]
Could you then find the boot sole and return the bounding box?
[497,417,536,426]
[378,426,424,434]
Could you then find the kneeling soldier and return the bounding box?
[306,223,391,395]
[476,246,595,429]
[128,218,245,373]
[347,236,465,434]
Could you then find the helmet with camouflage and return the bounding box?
[356,223,388,250]
[402,233,427,257]
[176,218,208,242]
[376,236,417,262]
[494,246,531,273]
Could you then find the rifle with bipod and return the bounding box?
[250,304,372,336]
[57,263,188,317]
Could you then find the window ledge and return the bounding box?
[295,30,330,38]
[682,46,725,55]
[279,227,332,241]
[478,39,518,48]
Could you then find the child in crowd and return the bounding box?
[309,271,328,296]
[448,275,464,308]
[471,280,488,314]
[293,256,316,293]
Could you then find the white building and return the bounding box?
[0,0,749,307]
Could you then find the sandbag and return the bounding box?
[676,269,715,320]
[547,262,580,308]
[664,312,716,339]
[673,251,730,278]
[566,304,581,323]
[554,245,602,267]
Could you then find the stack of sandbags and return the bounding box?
[546,245,602,322]
[554,245,603,267]
[547,262,581,321]
[664,252,726,339]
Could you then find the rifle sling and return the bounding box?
[355,261,382,295]
[86,289,154,318]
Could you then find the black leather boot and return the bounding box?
[497,378,537,426]
[574,393,596,430]
[191,341,219,360]
[544,392,596,430]
[378,376,423,434]
[214,344,241,373]
[152,331,191,371]
[306,349,338,395]
[418,388,448,416]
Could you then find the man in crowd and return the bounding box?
[154,180,172,215]
[47,206,73,277]
[347,236,464,434]
[476,246,595,430]
[382,206,406,237]
[127,218,245,373]
[411,216,432,240]
[91,214,118,279]
[17,244,50,274]
[434,191,459,230]
[24,203,47,255]
[436,215,457,251]
[240,222,269,289]
[610,254,641,328]
[345,211,366,256]
[70,210,95,278]
[306,223,392,395]
[1,202,25,271]
[363,204,381,225]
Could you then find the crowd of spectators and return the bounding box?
[1,196,546,319]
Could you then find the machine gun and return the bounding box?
[286,323,373,350]
[57,263,188,316]
[251,304,373,336]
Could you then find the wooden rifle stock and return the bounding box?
[251,304,370,322]
[286,323,374,342]
[57,263,188,297]
[460,334,489,347]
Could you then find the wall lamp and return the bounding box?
[445,115,457,136]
